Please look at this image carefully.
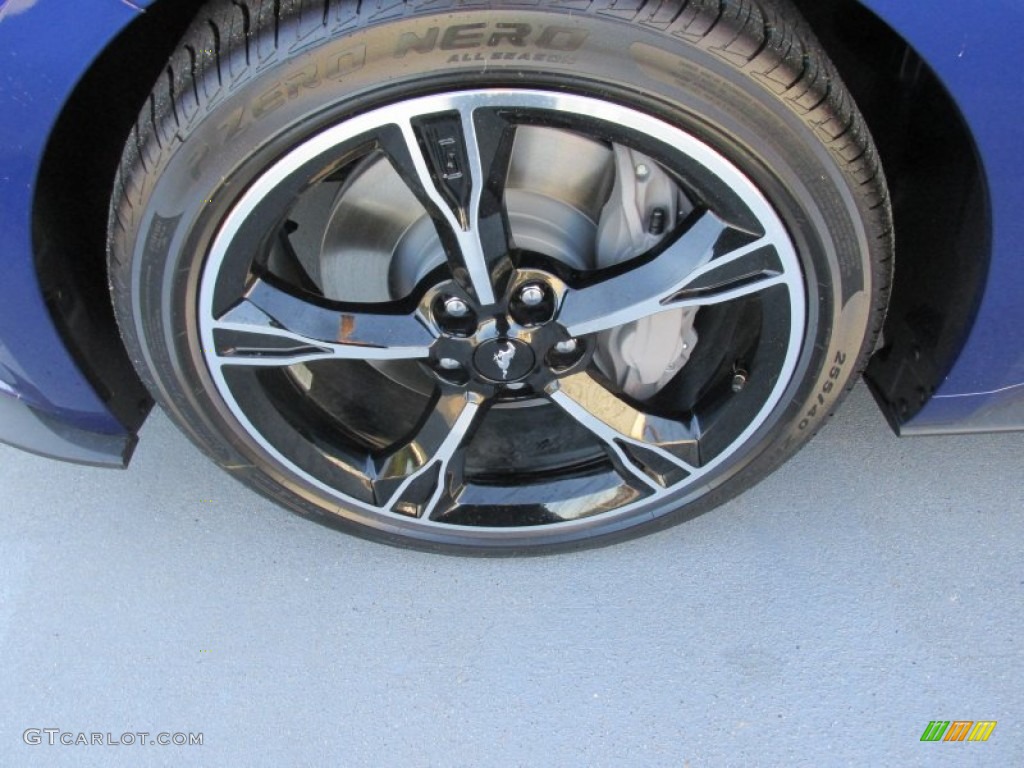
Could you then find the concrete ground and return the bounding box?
[1,384,1021,767]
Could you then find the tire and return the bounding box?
[109,0,892,554]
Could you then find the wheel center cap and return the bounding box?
[473,338,535,383]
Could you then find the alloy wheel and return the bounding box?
[196,89,807,545]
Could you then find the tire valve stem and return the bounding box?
[648,207,667,235]
[732,368,749,394]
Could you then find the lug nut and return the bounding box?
[444,297,470,317]
[636,163,651,180]
[554,339,578,354]
[519,285,545,307]
[439,358,462,371]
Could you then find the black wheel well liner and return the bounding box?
[31,0,208,434]
[789,0,990,432]
[32,0,988,437]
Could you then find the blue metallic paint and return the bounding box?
[0,0,1021,463]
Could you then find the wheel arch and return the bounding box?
[32,0,989,437]
[788,0,991,432]
[31,0,207,435]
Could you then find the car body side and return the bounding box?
[0,0,1020,467]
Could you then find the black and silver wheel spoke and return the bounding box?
[210,277,436,368]
[381,103,517,307]
[372,390,485,521]
[546,373,700,492]
[558,211,791,337]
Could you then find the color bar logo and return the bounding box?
[921,721,997,742]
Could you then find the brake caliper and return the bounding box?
[593,146,701,400]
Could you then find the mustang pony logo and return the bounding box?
[493,342,517,380]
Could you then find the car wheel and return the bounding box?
[109,0,892,553]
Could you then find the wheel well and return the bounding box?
[32,0,206,432]
[789,0,990,431]
[33,0,988,435]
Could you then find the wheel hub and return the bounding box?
[427,273,587,392]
